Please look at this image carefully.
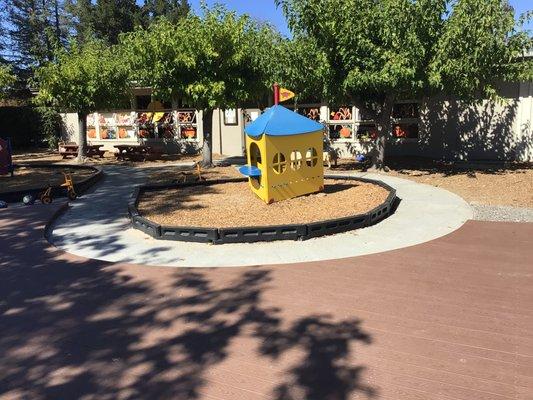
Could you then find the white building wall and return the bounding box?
[212,108,245,156]
[60,82,533,161]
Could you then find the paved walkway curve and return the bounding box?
[49,165,473,267]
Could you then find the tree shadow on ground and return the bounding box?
[322,181,361,195]
[0,205,375,399]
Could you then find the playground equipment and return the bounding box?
[61,171,77,200]
[39,171,77,204]
[0,137,14,177]
[239,104,325,203]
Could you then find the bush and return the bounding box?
[0,106,62,149]
[37,107,63,149]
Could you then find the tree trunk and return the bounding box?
[201,108,214,168]
[370,97,394,170]
[77,112,88,164]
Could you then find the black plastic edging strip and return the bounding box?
[129,175,397,245]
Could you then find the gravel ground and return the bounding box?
[471,204,533,222]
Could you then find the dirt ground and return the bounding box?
[10,150,533,207]
[387,168,533,207]
[11,148,215,166]
[149,165,242,183]
[139,179,390,228]
[0,166,95,193]
[331,158,533,208]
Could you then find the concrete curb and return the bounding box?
[47,166,473,268]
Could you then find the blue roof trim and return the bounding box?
[245,105,324,137]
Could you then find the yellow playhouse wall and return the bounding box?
[246,136,270,202]
[265,132,324,202]
[245,131,324,203]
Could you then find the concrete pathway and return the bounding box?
[49,165,473,267]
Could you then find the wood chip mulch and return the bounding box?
[138,179,390,228]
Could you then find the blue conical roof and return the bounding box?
[245,105,324,137]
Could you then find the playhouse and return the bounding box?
[239,105,325,203]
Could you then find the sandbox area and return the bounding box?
[138,179,390,228]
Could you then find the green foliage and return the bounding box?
[33,38,131,114]
[277,0,532,166]
[92,0,141,44]
[37,107,63,149]
[277,0,531,104]
[0,106,43,148]
[65,0,190,45]
[6,0,71,67]
[142,0,190,24]
[0,64,16,99]
[430,0,532,99]
[120,6,276,110]
[273,36,331,103]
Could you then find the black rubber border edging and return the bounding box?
[0,163,103,203]
[129,174,397,245]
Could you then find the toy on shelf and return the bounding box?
[239,84,325,204]
[0,137,14,177]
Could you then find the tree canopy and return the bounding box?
[33,39,130,114]
[33,38,131,161]
[120,6,284,165]
[276,0,532,167]
[120,6,277,109]
[0,64,16,99]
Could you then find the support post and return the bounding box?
[273,83,280,105]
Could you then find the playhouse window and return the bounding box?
[272,153,287,174]
[250,142,262,165]
[305,148,318,167]
[290,150,302,170]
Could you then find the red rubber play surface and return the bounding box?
[1,203,532,399]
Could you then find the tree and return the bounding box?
[271,36,331,105]
[0,64,16,99]
[33,39,130,162]
[6,0,70,68]
[91,0,141,44]
[65,0,95,45]
[121,6,277,166]
[276,0,532,168]
[142,0,190,24]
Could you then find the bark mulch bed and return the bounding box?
[330,158,533,208]
[0,166,96,193]
[138,179,390,228]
